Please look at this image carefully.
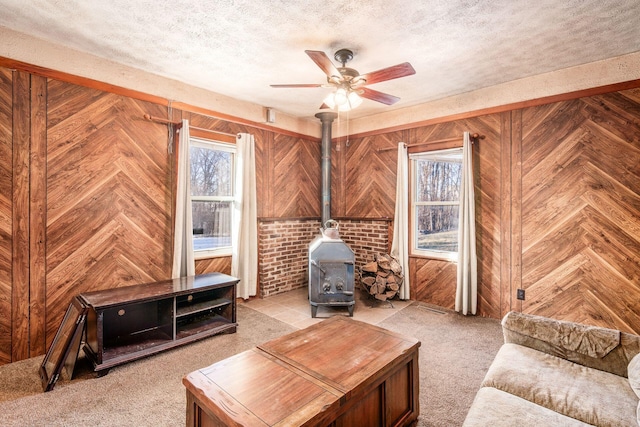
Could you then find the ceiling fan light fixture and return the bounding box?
[334,88,348,105]
[323,88,363,112]
[347,90,363,109]
[322,92,336,109]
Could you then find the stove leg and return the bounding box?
[348,305,354,317]
[311,305,318,318]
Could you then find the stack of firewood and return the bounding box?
[358,253,403,301]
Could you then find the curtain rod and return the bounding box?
[143,114,238,138]
[376,133,485,152]
[144,113,183,128]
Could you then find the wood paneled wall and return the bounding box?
[0,68,12,364]
[332,131,406,218]
[339,90,640,334]
[270,134,321,218]
[518,90,640,333]
[44,82,174,346]
[0,67,322,364]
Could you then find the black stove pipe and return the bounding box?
[315,112,338,226]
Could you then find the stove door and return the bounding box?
[310,260,354,303]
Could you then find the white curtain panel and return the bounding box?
[391,142,411,300]
[172,120,195,279]
[231,133,258,299]
[455,132,478,315]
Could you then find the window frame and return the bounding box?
[409,147,463,261]
[189,137,236,260]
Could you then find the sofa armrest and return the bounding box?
[502,311,640,377]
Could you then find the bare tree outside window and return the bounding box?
[411,149,462,259]
[189,140,235,254]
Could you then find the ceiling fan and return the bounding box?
[271,49,416,110]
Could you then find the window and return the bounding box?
[190,138,235,258]
[410,148,463,261]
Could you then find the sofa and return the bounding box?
[463,311,640,426]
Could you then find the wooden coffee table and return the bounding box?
[183,316,420,426]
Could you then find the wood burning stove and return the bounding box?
[308,112,355,318]
[308,221,355,318]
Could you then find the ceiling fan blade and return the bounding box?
[360,62,415,85]
[359,87,400,105]
[305,50,342,78]
[270,84,323,88]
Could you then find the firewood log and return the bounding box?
[377,259,391,271]
[361,276,376,287]
[362,261,378,273]
[390,258,402,274]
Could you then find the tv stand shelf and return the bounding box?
[80,273,238,374]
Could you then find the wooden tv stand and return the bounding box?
[81,273,238,374]
[183,316,420,426]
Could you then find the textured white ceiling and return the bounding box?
[1,0,639,121]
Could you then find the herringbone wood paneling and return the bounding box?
[272,134,321,217]
[196,257,232,275]
[0,67,12,364]
[45,81,173,346]
[410,257,456,309]
[521,90,640,333]
[342,133,402,218]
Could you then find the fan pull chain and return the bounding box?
[345,109,350,147]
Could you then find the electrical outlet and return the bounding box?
[517,288,525,300]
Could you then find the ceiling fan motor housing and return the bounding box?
[331,67,362,84]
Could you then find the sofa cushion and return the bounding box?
[482,343,638,427]
[463,386,594,427]
[628,353,640,425]
[629,353,640,398]
[503,311,620,358]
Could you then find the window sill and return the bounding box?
[194,250,232,260]
[409,253,458,262]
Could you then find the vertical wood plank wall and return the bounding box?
[0,68,12,364]
[1,62,640,363]
[11,71,30,362]
[29,75,47,357]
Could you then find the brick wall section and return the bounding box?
[258,218,391,297]
[336,219,391,269]
[258,219,321,297]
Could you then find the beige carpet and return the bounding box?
[0,302,503,426]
